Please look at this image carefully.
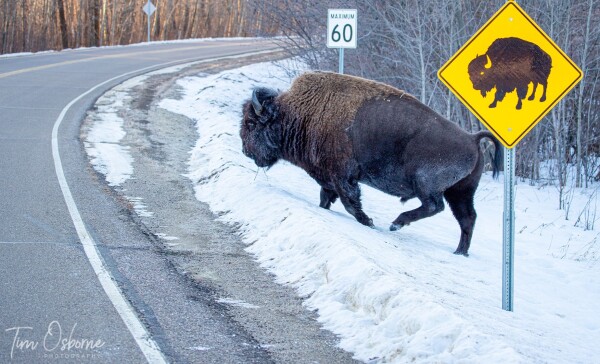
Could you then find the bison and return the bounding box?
[240,72,501,256]
[468,37,552,110]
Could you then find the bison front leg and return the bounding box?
[489,89,506,108]
[528,82,538,101]
[390,194,444,231]
[334,180,374,227]
[319,187,338,209]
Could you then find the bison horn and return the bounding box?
[484,54,492,69]
[252,89,263,116]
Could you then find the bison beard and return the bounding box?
[240,72,502,256]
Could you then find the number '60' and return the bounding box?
[331,24,353,42]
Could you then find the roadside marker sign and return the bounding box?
[143,1,156,43]
[327,9,357,49]
[143,1,156,16]
[438,0,582,148]
[327,9,357,75]
[438,0,583,312]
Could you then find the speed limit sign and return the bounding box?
[327,9,357,48]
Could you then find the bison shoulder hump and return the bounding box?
[282,71,413,128]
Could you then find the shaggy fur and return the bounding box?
[276,72,414,182]
[468,37,552,110]
[240,71,502,256]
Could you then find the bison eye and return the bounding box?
[247,121,256,130]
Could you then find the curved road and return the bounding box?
[0,39,283,363]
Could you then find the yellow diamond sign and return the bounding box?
[438,0,583,148]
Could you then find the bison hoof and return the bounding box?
[357,216,374,228]
[389,223,403,231]
[453,250,469,257]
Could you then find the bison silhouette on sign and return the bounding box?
[468,37,552,110]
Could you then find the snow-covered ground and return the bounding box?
[88,59,600,363]
[85,77,141,186]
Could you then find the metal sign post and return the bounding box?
[503,147,516,311]
[438,0,582,311]
[143,1,157,43]
[327,9,357,75]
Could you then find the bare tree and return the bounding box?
[56,0,68,49]
[1,0,599,196]
[265,0,599,195]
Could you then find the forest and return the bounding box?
[1,0,599,205]
[0,0,278,51]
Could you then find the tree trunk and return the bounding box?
[100,0,108,46]
[56,0,69,49]
[21,0,28,51]
[575,0,594,187]
[93,0,100,46]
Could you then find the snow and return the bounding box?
[91,58,600,363]
[216,298,261,309]
[189,346,212,351]
[84,76,148,186]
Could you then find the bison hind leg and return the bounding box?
[400,194,416,204]
[444,186,477,257]
[390,193,444,231]
[540,81,548,102]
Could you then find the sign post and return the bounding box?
[438,0,582,311]
[142,1,157,43]
[503,147,516,310]
[327,9,357,74]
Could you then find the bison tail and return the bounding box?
[474,131,503,179]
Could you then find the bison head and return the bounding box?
[468,54,495,97]
[240,87,282,168]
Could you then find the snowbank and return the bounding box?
[83,57,600,363]
[157,60,600,363]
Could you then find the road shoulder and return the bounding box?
[81,52,358,363]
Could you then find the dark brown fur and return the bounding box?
[240,72,501,256]
[468,37,552,110]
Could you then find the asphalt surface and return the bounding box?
[0,39,358,363]
[81,53,360,364]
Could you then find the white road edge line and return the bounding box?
[51,48,279,364]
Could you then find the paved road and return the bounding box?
[0,39,285,363]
